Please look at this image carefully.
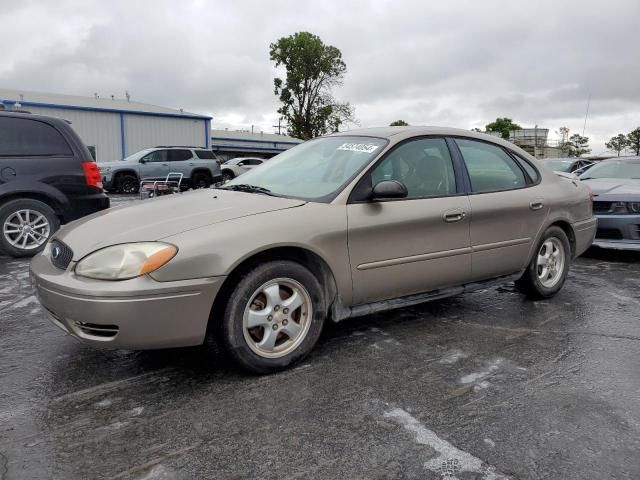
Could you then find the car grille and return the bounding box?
[592,201,612,214]
[50,240,74,270]
[596,228,623,240]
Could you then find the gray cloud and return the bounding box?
[1,0,639,151]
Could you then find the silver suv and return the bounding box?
[99,146,222,193]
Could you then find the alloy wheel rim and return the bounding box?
[122,180,137,193]
[537,237,565,288]
[3,209,50,250]
[242,277,313,359]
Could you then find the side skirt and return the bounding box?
[331,272,523,322]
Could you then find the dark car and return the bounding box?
[541,157,594,174]
[579,156,640,250]
[0,111,109,257]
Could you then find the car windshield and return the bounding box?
[543,159,573,172]
[579,159,640,180]
[224,158,245,165]
[223,136,387,201]
[122,149,152,162]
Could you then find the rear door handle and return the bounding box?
[443,210,466,223]
[530,200,544,211]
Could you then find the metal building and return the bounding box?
[211,129,302,161]
[0,88,211,162]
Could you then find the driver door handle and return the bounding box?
[530,200,544,211]
[443,209,466,223]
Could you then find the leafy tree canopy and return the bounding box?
[270,32,354,140]
[605,134,628,157]
[390,120,409,126]
[485,117,522,139]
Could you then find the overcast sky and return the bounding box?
[2,0,639,152]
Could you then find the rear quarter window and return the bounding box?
[0,117,72,156]
[195,149,216,159]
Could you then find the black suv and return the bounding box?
[0,111,109,257]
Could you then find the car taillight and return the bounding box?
[216,160,221,166]
[82,161,103,189]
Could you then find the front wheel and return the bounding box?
[116,174,139,194]
[516,226,571,299]
[220,261,326,374]
[191,172,212,189]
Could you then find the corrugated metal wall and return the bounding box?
[22,106,121,161]
[17,106,207,162]
[124,115,205,156]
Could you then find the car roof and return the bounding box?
[329,126,534,159]
[601,156,640,162]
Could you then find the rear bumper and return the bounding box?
[30,253,224,350]
[64,192,110,222]
[572,217,597,257]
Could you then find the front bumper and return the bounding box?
[592,214,640,251]
[30,253,224,350]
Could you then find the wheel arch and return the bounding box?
[208,245,340,336]
[113,169,140,181]
[548,219,576,257]
[0,189,66,221]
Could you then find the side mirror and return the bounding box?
[237,161,245,167]
[139,158,147,164]
[371,180,408,200]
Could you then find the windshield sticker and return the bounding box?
[337,143,380,154]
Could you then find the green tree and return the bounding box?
[270,32,354,140]
[485,117,522,139]
[390,120,409,126]
[605,134,628,157]
[627,127,640,155]
[567,133,591,157]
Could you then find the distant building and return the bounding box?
[211,129,302,161]
[0,88,211,162]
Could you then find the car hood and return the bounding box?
[55,189,306,259]
[97,160,137,169]
[583,178,640,200]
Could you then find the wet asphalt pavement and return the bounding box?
[1,196,639,479]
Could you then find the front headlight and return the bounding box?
[75,242,177,280]
[627,202,640,213]
[99,167,111,173]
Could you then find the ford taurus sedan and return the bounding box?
[31,127,596,373]
[579,156,640,250]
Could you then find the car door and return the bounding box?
[453,138,547,281]
[139,150,169,180]
[166,149,194,178]
[347,137,471,304]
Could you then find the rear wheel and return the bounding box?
[192,172,212,189]
[116,173,139,194]
[220,260,326,374]
[0,199,59,257]
[516,226,571,299]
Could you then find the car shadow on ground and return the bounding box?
[582,246,640,262]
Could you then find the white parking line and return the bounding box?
[384,408,509,479]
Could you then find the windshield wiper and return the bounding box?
[218,184,278,196]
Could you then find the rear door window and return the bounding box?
[0,117,72,156]
[456,139,527,193]
[194,149,215,159]
[168,149,193,162]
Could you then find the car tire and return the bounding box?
[0,198,60,257]
[192,172,212,189]
[116,174,139,194]
[220,260,326,374]
[516,226,571,299]
[222,171,234,183]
